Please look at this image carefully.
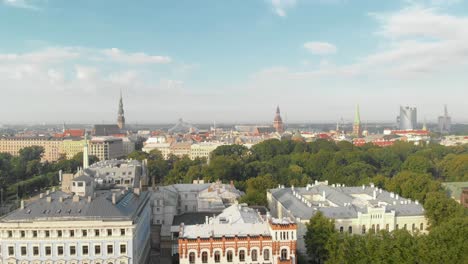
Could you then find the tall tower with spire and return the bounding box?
[117,90,125,129]
[353,104,362,137]
[273,105,284,133]
[83,132,89,169]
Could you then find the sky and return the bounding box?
[0,0,467,124]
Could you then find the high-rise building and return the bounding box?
[397,106,417,130]
[273,105,284,133]
[117,91,125,130]
[438,105,451,134]
[353,104,362,137]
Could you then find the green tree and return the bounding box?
[423,191,465,227]
[305,211,336,264]
[401,155,434,174]
[239,174,277,206]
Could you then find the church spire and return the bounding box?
[353,104,362,137]
[117,90,125,129]
[273,105,284,134]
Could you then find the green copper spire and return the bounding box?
[354,104,361,125]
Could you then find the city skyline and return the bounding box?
[1,0,468,123]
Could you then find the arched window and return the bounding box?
[362,225,366,234]
[252,249,258,261]
[339,226,343,233]
[386,224,389,231]
[396,224,399,230]
[348,226,352,234]
[189,252,195,264]
[264,249,270,261]
[215,251,221,263]
[420,223,424,231]
[281,249,288,260]
[412,223,416,231]
[291,231,294,240]
[371,224,375,232]
[377,224,380,232]
[239,250,245,262]
[227,251,233,262]
[202,252,208,263]
[404,224,407,230]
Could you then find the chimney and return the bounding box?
[52,187,56,192]
[46,197,52,203]
[112,193,116,204]
[46,190,50,195]
[20,200,25,209]
[373,190,377,200]
[73,195,80,202]
[205,216,209,224]
[322,191,326,201]
[87,196,92,203]
[59,170,63,182]
[230,180,234,187]
[134,187,140,196]
[396,194,399,200]
[40,193,44,199]
[59,197,63,203]
[415,200,419,205]
[362,184,365,190]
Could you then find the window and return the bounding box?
[21,246,27,256]
[395,224,399,230]
[377,224,380,232]
[202,252,208,263]
[120,229,125,236]
[348,226,353,234]
[82,230,87,237]
[189,252,195,264]
[412,223,416,231]
[45,246,51,256]
[107,229,112,236]
[215,251,221,263]
[70,230,75,237]
[58,246,64,256]
[386,224,390,231]
[291,231,294,240]
[82,245,89,255]
[57,230,62,237]
[107,245,113,254]
[95,229,100,236]
[120,244,126,254]
[264,249,270,260]
[420,223,424,230]
[95,245,101,255]
[239,250,245,262]
[371,224,375,232]
[33,246,39,256]
[70,246,76,255]
[45,230,50,237]
[7,230,12,237]
[184,205,188,211]
[281,249,288,260]
[227,251,233,262]
[404,224,407,230]
[20,231,25,237]
[33,230,37,237]
[340,226,343,233]
[252,249,258,261]
[8,246,14,256]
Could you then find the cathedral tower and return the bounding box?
[117,90,125,129]
[353,104,362,137]
[273,105,284,133]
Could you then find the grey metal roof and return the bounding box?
[269,184,425,220]
[0,190,150,222]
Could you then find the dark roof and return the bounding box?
[172,212,220,226]
[93,124,122,136]
[256,127,276,134]
[248,206,269,215]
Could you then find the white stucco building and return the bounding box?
[267,181,428,255]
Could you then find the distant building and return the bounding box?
[89,137,124,160]
[93,125,122,137]
[81,159,148,189]
[190,142,224,160]
[440,135,468,146]
[438,105,451,134]
[268,181,428,255]
[62,138,86,159]
[177,203,297,264]
[273,106,285,134]
[0,137,63,162]
[353,104,362,137]
[397,106,417,130]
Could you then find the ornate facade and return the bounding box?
[273,106,284,134]
[178,204,297,264]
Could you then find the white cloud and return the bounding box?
[75,65,98,81]
[269,0,297,17]
[102,48,172,64]
[0,47,80,63]
[2,0,41,10]
[303,42,337,55]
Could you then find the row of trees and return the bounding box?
[0,147,98,200]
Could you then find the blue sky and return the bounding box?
[0,0,467,124]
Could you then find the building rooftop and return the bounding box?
[269,182,424,220]
[0,190,149,222]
